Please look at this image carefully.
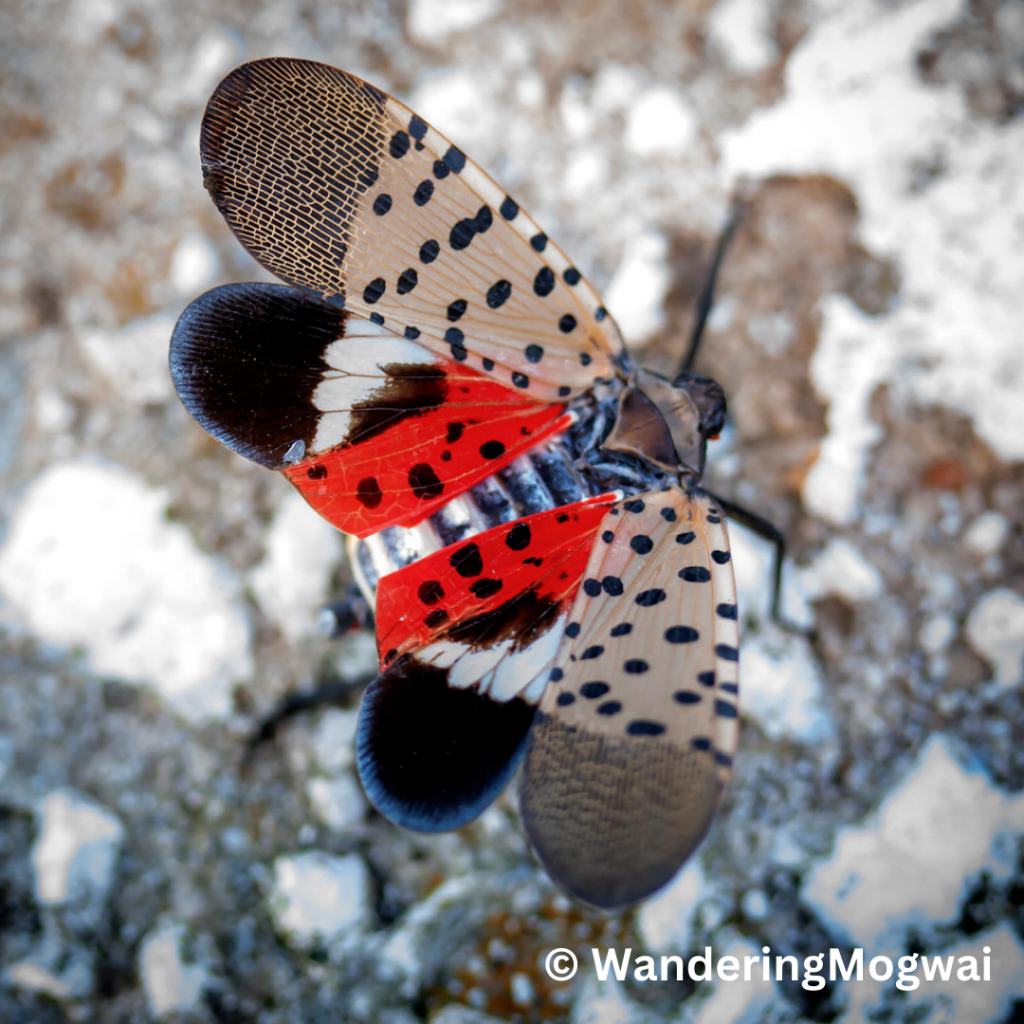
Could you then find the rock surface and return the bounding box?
[1,0,1021,1021]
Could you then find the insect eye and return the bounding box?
[672,370,726,439]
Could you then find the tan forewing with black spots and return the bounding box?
[519,487,739,909]
[200,57,624,404]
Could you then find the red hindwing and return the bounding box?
[374,494,618,666]
[283,361,571,538]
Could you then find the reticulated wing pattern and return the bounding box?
[519,487,740,908]
[200,58,625,404]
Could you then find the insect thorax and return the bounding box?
[601,367,726,482]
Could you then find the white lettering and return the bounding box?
[957,956,980,982]
[634,955,658,981]
[660,955,685,981]
[718,955,739,981]
[688,947,713,981]
[830,947,864,982]
[869,956,893,981]
[592,947,631,981]
[896,953,920,991]
[803,953,825,991]
[776,954,799,981]
[920,955,954,982]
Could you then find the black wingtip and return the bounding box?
[356,656,537,833]
[170,282,343,468]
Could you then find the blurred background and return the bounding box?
[1,0,1022,1021]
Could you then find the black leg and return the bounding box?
[678,197,747,375]
[709,492,813,638]
[247,583,376,756]
[247,677,373,753]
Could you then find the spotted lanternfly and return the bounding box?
[170,57,743,909]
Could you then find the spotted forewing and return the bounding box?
[199,58,624,403]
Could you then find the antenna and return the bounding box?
[678,197,747,375]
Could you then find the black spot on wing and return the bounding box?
[533,267,555,297]
[450,541,483,577]
[470,577,503,598]
[679,566,711,583]
[409,463,444,500]
[665,626,699,644]
[627,720,665,736]
[486,280,512,309]
[479,440,506,460]
[505,522,531,551]
[363,277,386,304]
[414,179,434,206]
[356,476,383,508]
[418,580,445,604]
[396,268,418,294]
[450,205,493,251]
[443,145,466,173]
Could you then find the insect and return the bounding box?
[171,57,745,909]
